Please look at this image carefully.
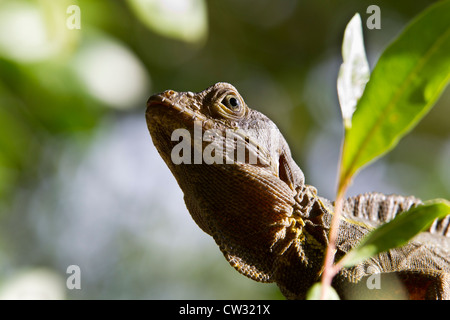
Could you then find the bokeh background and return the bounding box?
[0,0,448,299]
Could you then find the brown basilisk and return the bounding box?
[145,82,450,300]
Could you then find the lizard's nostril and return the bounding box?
[164,90,175,97]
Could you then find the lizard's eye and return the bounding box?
[211,91,246,120]
[221,95,241,111]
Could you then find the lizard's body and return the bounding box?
[146,82,450,299]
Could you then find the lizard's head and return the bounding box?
[146,82,304,282]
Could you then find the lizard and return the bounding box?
[145,82,450,300]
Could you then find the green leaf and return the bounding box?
[337,13,370,129]
[306,283,340,300]
[340,199,450,268]
[338,1,450,190]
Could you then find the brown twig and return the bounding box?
[319,178,350,299]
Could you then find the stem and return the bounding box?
[319,178,350,299]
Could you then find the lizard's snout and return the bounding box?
[147,89,176,108]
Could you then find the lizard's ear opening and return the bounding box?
[278,149,304,191]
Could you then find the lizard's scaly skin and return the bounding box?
[146,82,450,300]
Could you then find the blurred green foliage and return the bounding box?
[0,0,448,299]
